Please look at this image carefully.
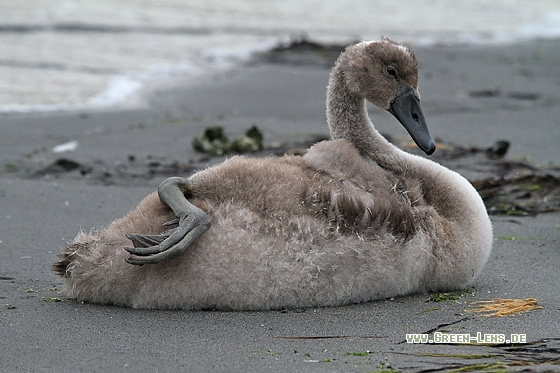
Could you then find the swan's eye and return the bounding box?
[386,66,397,77]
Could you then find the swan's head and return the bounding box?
[340,38,436,155]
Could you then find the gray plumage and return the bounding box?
[53,39,493,310]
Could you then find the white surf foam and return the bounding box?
[2,0,560,114]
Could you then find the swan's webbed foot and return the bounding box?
[125,177,211,265]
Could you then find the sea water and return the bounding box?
[1,0,560,114]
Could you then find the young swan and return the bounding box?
[53,38,493,310]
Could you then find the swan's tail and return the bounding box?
[50,230,140,307]
[51,234,102,278]
[52,252,71,277]
[52,242,82,277]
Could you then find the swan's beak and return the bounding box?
[389,89,436,155]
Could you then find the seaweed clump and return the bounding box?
[473,174,560,216]
[192,126,264,156]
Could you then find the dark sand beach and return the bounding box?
[1,40,559,372]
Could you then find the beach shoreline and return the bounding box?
[3,0,560,114]
[1,38,559,372]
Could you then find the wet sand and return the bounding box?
[1,39,559,372]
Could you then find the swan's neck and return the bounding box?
[326,66,404,169]
[326,64,489,229]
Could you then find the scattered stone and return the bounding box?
[507,91,540,100]
[52,140,79,153]
[36,158,83,175]
[469,88,501,98]
[486,140,510,158]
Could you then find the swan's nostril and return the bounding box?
[412,112,419,121]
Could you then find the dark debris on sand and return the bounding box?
[474,174,560,216]
[396,338,560,373]
[390,136,560,216]
[253,36,348,67]
[4,127,559,217]
[6,154,195,187]
[192,125,264,156]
